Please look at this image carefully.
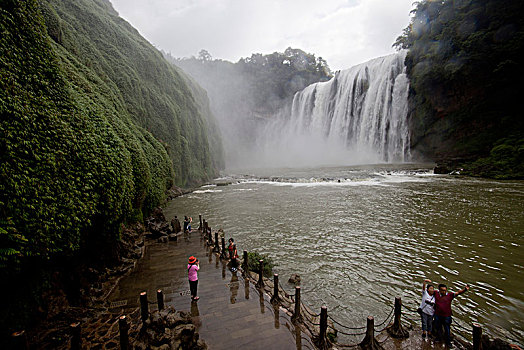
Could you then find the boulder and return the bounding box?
[288,274,301,284]
[157,236,168,243]
[134,308,206,350]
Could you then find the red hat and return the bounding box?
[188,256,197,264]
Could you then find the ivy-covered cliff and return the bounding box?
[396,0,524,178]
[0,0,223,329]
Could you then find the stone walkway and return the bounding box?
[108,232,315,349]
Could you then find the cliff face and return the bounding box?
[400,0,524,178]
[0,0,222,277]
[0,0,224,332]
[41,0,224,185]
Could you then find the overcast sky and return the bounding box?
[109,0,414,71]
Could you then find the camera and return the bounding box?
[425,300,434,306]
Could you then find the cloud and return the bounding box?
[109,0,414,70]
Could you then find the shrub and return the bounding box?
[247,251,275,277]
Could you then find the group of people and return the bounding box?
[187,231,239,301]
[419,278,470,348]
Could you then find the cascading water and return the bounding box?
[256,51,410,167]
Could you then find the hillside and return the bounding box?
[0,0,222,331]
[396,0,524,178]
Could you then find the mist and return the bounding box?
[166,49,410,170]
[167,49,333,169]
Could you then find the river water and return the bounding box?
[164,164,524,345]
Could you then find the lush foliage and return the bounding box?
[395,0,524,178]
[247,251,275,278]
[462,137,524,179]
[174,48,331,116]
[0,0,222,275]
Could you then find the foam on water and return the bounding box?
[193,189,223,194]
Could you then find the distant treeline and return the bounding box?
[396,0,524,178]
[0,0,223,330]
[173,48,331,116]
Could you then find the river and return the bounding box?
[163,164,524,345]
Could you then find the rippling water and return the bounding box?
[164,164,524,345]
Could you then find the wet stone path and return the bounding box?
[108,232,314,349]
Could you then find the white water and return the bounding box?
[255,51,410,167]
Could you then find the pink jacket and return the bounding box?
[188,264,199,281]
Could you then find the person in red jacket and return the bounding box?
[434,283,470,348]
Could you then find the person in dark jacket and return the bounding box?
[434,283,469,347]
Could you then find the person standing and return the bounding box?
[171,216,181,233]
[188,256,200,301]
[420,279,436,339]
[183,216,189,233]
[228,238,238,272]
[434,283,469,348]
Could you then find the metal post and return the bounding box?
[387,296,408,338]
[394,296,401,327]
[140,291,149,322]
[257,259,264,288]
[11,330,29,350]
[221,237,226,259]
[473,323,482,350]
[119,315,129,350]
[70,322,81,350]
[214,232,219,252]
[243,250,248,273]
[360,316,376,347]
[292,286,302,323]
[271,274,280,303]
[157,289,164,311]
[319,306,328,347]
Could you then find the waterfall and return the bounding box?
[289,50,410,162]
[255,51,410,168]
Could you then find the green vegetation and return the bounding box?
[247,251,275,277]
[395,0,524,178]
[462,137,524,179]
[0,0,222,331]
[173,48,331,115]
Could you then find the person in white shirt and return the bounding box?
[420,278,436,339]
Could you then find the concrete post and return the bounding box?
[292,286,302,323]
[257,259,264,288]
[473,323,482,350]
[119,315,129,350]
[11,331,29,350]
[271,274,280,304]
[157,289,164,311]
[70,322,81,350]
[140,291,149,322]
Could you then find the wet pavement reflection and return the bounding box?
[108,233,309,349]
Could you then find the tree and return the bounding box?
[198,49,212,62]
